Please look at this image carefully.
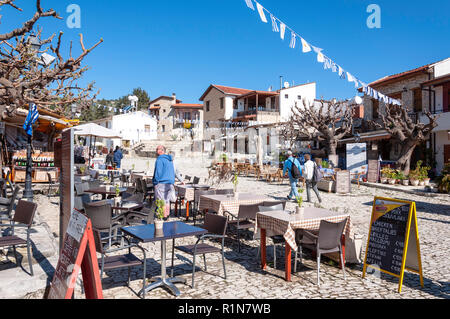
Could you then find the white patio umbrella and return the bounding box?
[73,123,122,167]
[256,135,263,167]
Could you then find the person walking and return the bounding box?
[304,154,322,204]
[113,146,123,169]
[105,149,114,169]
[153,145,176,219]
[283,151,303,201]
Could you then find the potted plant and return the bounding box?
[436,164,450,194]
[387,169,397,185]
[420,162,431,186]
[114,185,121,206]
[295,188,305,217]
[408,168,420,186]
[396,171,409,186]
[79,166,86,175]
[154,199,165,231]
[380,167,393,184]
[221,153,228,163]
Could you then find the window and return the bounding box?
[373,99,379,119]
[162,125,166,133]
[297,95,302,100]
[220,97,224,110]
[206,101,210,112]
[184,112,191,120]
[413,88,422,112]
[271,97,276,109]
[233,100,238,110]
[285,94,289,99]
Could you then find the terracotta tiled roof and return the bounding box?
[148,96,182,106]
[369,64,432,88]
[200,84,253,101]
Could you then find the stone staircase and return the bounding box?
[129,140,195,158]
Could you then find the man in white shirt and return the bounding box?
[304,154,322,204]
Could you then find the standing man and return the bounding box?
[153,145,176,219]
[113,146,123,169]
[283,151,302,201]
[304,154,322,204]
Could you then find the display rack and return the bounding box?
[11,150,59,183]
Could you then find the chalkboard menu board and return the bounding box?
[365,203,409,275]
[367,160,379,183]
[48,209,103,299]
[363,197,424,293]
[336,170,351,194]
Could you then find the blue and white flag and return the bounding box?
[244,0,255,10]
[270,14,279,32]
[23,103,39,136]
[289,32,296,48]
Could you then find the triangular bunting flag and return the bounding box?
[256,2,268,23]
[317,51,325,63]
[300,38,311,53]
[244,0,255,10]
[280,23,286,40]
[270,14,279,32]
[289,32,296,48]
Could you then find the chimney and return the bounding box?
[172,93,177,104]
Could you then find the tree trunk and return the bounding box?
[328,139,338,156]
[395,141,419,176]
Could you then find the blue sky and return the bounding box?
[3,0,449,104]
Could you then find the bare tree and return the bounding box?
[290,99,354,157]
[374,104,438,175]
[0,0,102,119]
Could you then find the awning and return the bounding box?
[339,130,391,144]
[5,108,71,132]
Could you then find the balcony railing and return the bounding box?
[237,108,279,117]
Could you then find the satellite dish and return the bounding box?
[353,96,363,105]
[284,82,290,89]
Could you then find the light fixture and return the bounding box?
[39,53,56,67]
[27,33,41,52]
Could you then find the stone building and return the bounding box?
[361,57,450,174]
[148,94,204,142]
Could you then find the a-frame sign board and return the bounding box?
[362,197,424,293]
[47,209,103,299]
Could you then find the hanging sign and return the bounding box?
[47,209,103,299]
[362,197,424,293]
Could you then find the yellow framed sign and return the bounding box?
[362,197,424,293]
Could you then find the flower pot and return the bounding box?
[154,220,164,231]
[296,207,304,218]
[233,192,239,199]
[423,178,430,186]
[114,197,121,207]
[419,181,425,186]
[410,179,420,186]
[388,178,397,185]
[380,177,388,184]
[402,180,410,186]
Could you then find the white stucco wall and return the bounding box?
[111,111,158,148]
[279,82,316,121]
[434,58,450,78]
[224,96,235,120]
[435,131,449,174]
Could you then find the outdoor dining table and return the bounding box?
[121,221,207,297]
[256,208,353,282]
[106,199,144,212]
[175,184,211,219]
[198,193,271,216]
[85,186,128,200]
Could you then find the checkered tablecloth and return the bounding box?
[256,209,353,252]
[198,193,271,216]
[175,185,196,201]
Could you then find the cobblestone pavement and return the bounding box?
[21,158,450,299]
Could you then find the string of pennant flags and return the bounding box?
[244,0,402,106]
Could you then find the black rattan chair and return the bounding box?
[193,189,216,226]
[171,213,228,288]
[0,186,20,219]
[0,200,37,276]
[93,229,147,298]
[224,203,259,252]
